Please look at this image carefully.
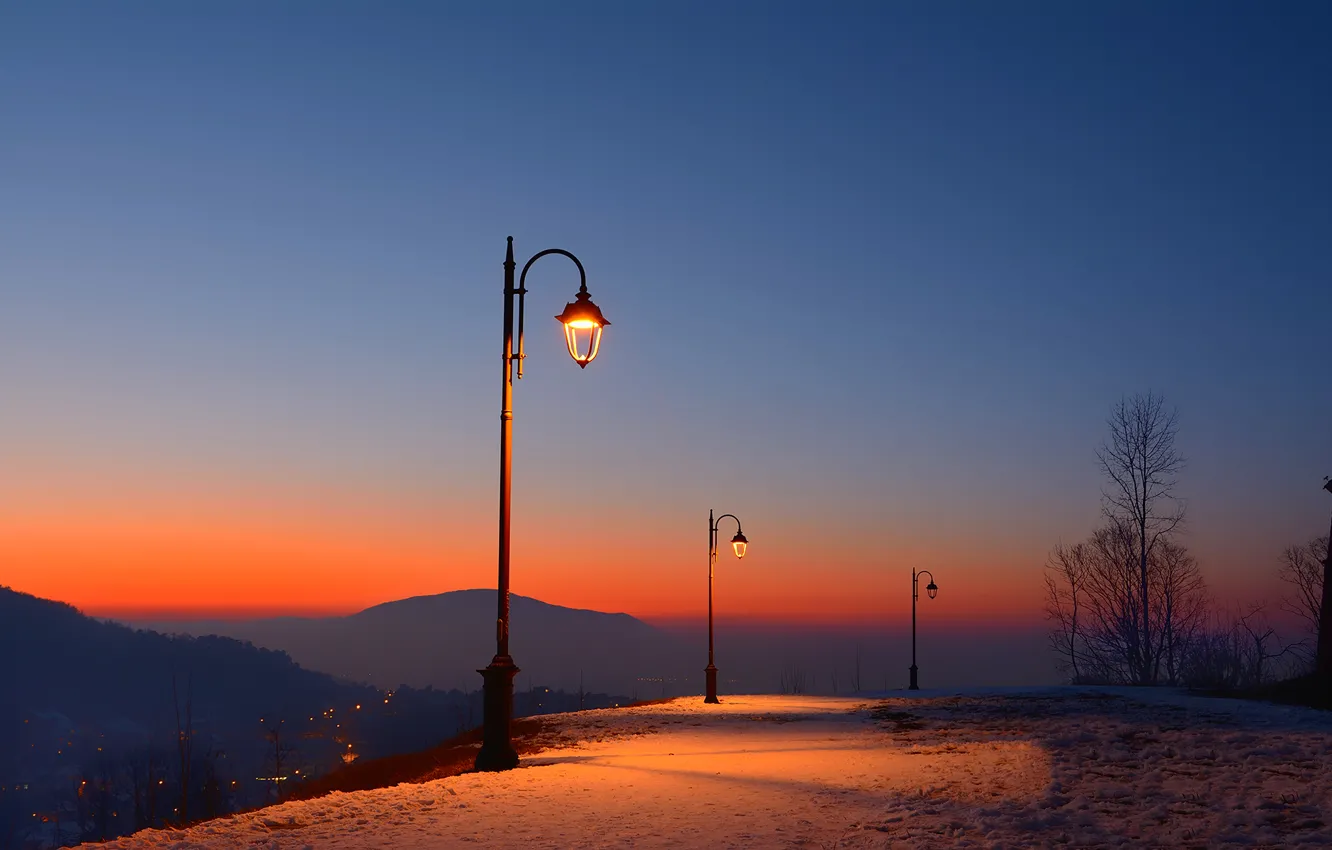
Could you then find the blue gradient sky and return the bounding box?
[1,1,1329,621]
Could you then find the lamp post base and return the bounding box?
[475,656,520,771]
[704,664,720,703]
[908,664,919,691]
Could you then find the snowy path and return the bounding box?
[88,690,1332,849]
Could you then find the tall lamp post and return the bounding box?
[475,237,610,772]
[1318,477,1332,677]
[908,568,938,691]
[705,509,748,703]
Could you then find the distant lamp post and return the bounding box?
[705,509,747,704]
[476,237,610,773]
[908,569,938,690]
[1318,477,1332,677]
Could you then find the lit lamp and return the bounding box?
[555,289,610,367]
[731,531,748,560]
[476,238,609,773]
[705,510,749,704]
[909,569,939,690]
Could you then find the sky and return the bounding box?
[1,1,1329,627]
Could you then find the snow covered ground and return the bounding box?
[88,689,1332,848]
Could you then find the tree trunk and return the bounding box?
[1318,508,1332,677]
[1140,521,1151,684]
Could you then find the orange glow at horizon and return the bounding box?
[2,501,1047,627]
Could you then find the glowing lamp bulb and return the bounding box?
[731,531,748,560]
[555,289,610,368]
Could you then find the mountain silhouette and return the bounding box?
[137,590,693,696]
[133,590,1060,698]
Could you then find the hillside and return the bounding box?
[0,586,376,734]
[2,587,624,847]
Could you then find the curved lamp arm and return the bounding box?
[513,247,588,379]
[914,569,937,601]
[712,513,744,535]
[712,513,747,559]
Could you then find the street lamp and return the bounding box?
[475,237,610,772]
[908,568,938,691]
[705,509,747,704]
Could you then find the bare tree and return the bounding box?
[197,745,228,822]
[1182,605,1302,690]
[1044,540,1091,683]
[1234,605,1300,684]
[1320,478,1332,675]
[1096,392,1186,684]
[130,747,166,832]
[778,663,806,695]
[1279,535,1328,645]
[172,673,194,826]
[1183,611,1247,690]
[265,722,296,801]
[1045,521,1207,685]
[1083,521,1149,683]
[80,756,116,843]
[1156,537,1208,684]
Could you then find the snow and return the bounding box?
[86,689,1332,849]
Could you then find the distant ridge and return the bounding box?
[126,590,1060,696]
[134,589,692,696]
[357,588,641,621]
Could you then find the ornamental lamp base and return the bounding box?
[475,656,520,771]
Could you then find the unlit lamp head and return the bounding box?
[926,580,938,600]
[731,531,748,560]
[555,289,610,368]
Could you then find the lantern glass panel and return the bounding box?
[731,533,748,560]
[562,320,604,367]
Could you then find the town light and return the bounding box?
[555,289,610,367]
[927,580,938,600]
